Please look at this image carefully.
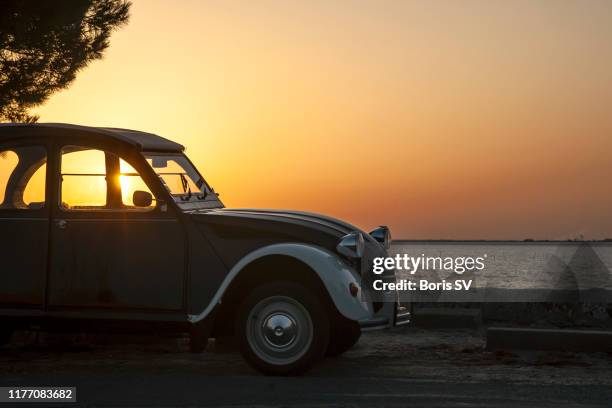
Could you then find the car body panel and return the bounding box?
[0,217,48,307]
[48,217,185,310]
[187,243,373,323]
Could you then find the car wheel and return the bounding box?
[326,320,361,357]
[236,282,330,376]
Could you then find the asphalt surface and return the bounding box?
[1,327,612,407]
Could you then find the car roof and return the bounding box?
[0,123,184,152]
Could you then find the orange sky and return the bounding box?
[33,0,612,239]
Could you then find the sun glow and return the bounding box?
[119,174,133,202]
[30,0,612,239]
[119,159,152,207]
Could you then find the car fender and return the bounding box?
[187,243,373,323]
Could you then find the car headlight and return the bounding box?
[369,226,391,249]
[336,232,365,258]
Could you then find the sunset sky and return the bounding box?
[33,0,612,239]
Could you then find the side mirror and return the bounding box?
[133,190,153,207]
[151,157,168,168]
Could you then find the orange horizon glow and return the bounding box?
[26,0,612,239]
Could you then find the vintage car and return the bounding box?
[0,123,409,375]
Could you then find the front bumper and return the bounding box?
[356,243,409,331]
[358,301,411,331]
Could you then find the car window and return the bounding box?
[60,146,154,211]
[60,148,107,210]
[142,152,223,210]
[119,159,155,209]
[23,161,46,206]
[0,146,47,210]
[145,155,203,196]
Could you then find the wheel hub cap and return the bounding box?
[263,313,297,348]
[246,295,313,365]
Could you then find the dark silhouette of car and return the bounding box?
[0,123,409,375]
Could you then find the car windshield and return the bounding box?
[143,153,223,210]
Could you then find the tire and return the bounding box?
[236,282,330,376]
[326,320,361,357]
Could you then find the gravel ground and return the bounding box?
[1,327,612,407]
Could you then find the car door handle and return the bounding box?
[56,219,67,229]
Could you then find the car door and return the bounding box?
[47,143,186,312]
[0,142,49,309]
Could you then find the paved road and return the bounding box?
[1,328,611,407]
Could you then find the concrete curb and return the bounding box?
[486,327,612,352]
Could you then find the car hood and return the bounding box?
[217,208,364,235]
[189,208,387,274]
[189,207,381,249]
